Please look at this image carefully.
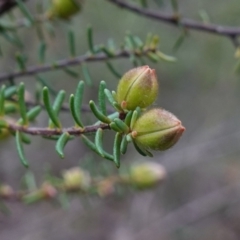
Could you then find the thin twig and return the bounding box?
[107,0,240,44]
[0,48,156,83]
[8,122,110,136]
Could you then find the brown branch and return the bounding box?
[8,122,110,136]
[107,0,240,41]
[0,48,156,83]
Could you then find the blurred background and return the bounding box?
[1,0,240,239]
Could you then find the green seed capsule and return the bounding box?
[116,65,158,110]
[132,108,185,151]
[47,0,83,19]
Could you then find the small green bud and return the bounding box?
[116,65,158,110]
[62,167,91,190]
[129,161,166,189]
[47,0,83,19]
[132,108,185,151]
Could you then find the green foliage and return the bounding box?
[0,0,197,205]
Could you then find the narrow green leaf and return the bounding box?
[126,134,132,143]
[16,0,34,24]
[124,111,133,127]
[81,135,114,161]
[53,90,66,114]
[56,132,70,158]
[126,33,137,50]
[38,41,47,63]
[24,171,37,190]
[135,107,142,118]
[106,61,122,79]
[130,54,139,67]
[149,35,160,49]
[104,89,123,112]
[133,36,144,50]
[35,21,45,41]
[95,128,104,157]
[81,63,92,86]
[73,80,85,127]
[12,32,24,48]
[0,85,6,116]
[109,122,122,132]
[4,103,18,114]
[124,37,133,51]
[0,20,17,30]
[145,32,153,49]
[133,140,147,156]
[106,112,119,121]
[36,75,57,96]
[113,133,122,168]
[94,112,119,125]
[173,30,187,52]
[107,38,116,53]
[130,110,138,130]
[120,135,128,155]
[23,191,44,204]
[68,28,76,57]
[4,86,17,98]
[111,91,117,100]
[114,118,129,134]
[89,100,111,124]
[87,25,95,54]
[64,68,79,78]
[43,135,60,141]
[147,52,159,63]
[44,22,55,38]
[100,45,115,57]
[21,133,31,144]
[16,131,29,168]
[133,140,153,157]
[156,51,177,62]
[104,88,115,103]
[42,87,61,128]
[170,0,179,13]
[15,52,26,71]
[69,95,83,127]
[1,31,23,48]
[18,83,28,125]
[48,90,65,128]
[18,105,42,125]
[27,106,42,122]
[198,9,210,24]
[113,102,123,112]
[98,81,107,115]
